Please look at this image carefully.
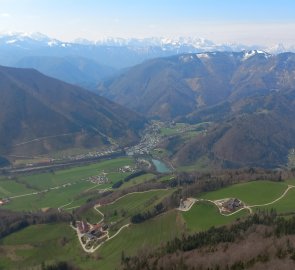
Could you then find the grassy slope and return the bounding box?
[0,181,34,198]
[0,223,84,270]
[80,208,103,224]
[199,181,288,205]
[182,201,248,232]
[254,187,295,214]
[93,210,183,270]
[100,189,175,228]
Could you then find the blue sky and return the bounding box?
[0,0,295,45]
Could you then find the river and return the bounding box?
[151,159,171,173]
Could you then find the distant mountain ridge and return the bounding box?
[0,65,146,159]
[98,51,295,120]
[1,32,293,70]
[15,56,116,90]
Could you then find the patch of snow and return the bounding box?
[179,55,195,63]
[60,43,72,48]
[197,53,210,59]
[47,40,58,47]
[6,39,17,44]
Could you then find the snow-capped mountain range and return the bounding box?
[0,32,294,69]
[0,33,295,78]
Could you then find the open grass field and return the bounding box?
[0,223,84,270]
[3,181,96,211]
[199,180,288,205]
[182,201,248,232]
[254,187,295,214]
[0,180,34,198]
[80,207,103,224]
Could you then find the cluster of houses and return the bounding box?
[87,174,109,184]
[126,121,162,156]
[67,149,116,161]
[76,220,108,242]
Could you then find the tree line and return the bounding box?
[0,209,72,239]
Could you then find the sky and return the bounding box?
[0,0,295,46]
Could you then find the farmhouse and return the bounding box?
[0,198,9,206]
[77,220,90,234]
[223,198,241,211]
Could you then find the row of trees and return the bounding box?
[131,203,165,223]
[0,209,72,239]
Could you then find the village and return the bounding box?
[126,121,162,156]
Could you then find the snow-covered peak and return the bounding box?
[93,36,215,49]
[242,50,271,61]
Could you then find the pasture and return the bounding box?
[199,180,288,205]
[182,201,247,232]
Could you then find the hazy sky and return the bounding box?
[0,0,295,46]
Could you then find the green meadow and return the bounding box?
[182,201,248,232]
[99,189,175,229]
[199,180,288,205]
